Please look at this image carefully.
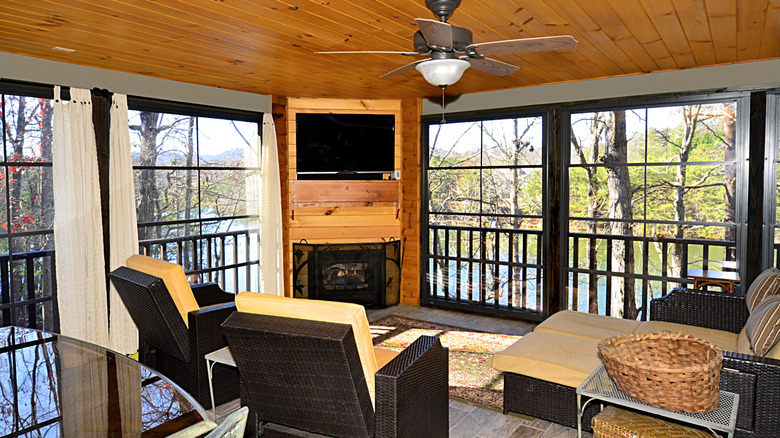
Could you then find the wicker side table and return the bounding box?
[576,366,739,438]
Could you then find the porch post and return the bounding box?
[745,91,767,289]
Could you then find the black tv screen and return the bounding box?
[296,113,395,179]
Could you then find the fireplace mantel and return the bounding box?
[291,180,400,207]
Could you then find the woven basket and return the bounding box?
[592,406,715,438]
[598,331,723,413]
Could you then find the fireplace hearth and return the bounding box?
[292,240,402,308]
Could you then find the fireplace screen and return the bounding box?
[292,240,403,308]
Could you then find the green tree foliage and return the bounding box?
[568,103,737,315]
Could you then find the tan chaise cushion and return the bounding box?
[746,267,780,313]
[126,254,200,327]
[634,321,739,352]
[235,292,380,404]
[534,310,641,341]
[492,331,602,388]
[745,295,780,356]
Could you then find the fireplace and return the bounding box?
[292,240,402,308]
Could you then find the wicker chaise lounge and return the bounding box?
[495,286,780,437]
[221,292,449,438]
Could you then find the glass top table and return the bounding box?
[0,326,215,437]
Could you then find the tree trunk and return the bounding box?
[670,106,700,279]
[511,119,523,307]
[602,110,637,319]
[183,116,195,272]
[586,115,603,314]
[135,112,161,241]
[11,98,26,237]
[571,114,605,313]
[10,98,27,326]
[39,101,55,331]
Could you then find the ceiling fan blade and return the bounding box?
[415,18,453,48]
[467,35,578,55]
[315,50,421,55]
[379,59,427,78]
[466,57,519,76]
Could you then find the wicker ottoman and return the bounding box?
[592,406,714,437]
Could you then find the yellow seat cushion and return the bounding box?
[126,254,200,327]
[235,292,379,404]
[534,310,641,341]
[492,331,602,388]
[374,347,400,370]
[634,321,739,352]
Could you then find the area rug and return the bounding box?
[370,315,519,410]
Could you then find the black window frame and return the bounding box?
[126,97,263,293]
[421,108,551,322]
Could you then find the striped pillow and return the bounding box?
[746,295,780,356]
[746,267,780,313]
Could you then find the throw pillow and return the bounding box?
[745,295,780,356]
[745,267,780,313]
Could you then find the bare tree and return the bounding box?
[571,114,607,313]
[601,111,637,319]
[130,112,168,241]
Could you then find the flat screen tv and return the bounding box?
[296,113,395,180]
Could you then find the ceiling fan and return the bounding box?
[316,0,578,88]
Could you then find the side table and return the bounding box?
[205,346,237,419]
[687,269,740,294]
[576,366,739,438]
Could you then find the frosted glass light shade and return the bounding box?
[415,59,470,86]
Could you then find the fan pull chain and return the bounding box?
[440,85,447,124]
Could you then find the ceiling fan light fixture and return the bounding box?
[415,58,470,86]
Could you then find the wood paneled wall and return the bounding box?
[272,96,291,297]
[400,98,422,305]
[277,97,422,303]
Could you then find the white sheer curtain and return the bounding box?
[53,86,109,348]
[259,113,284,295]
[108,93,139,354]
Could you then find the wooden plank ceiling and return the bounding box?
[0,0,777,99]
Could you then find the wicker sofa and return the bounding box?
[493,287,780,437]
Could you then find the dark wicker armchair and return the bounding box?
[221,310,449,438]
[650,288,780,437]
[108,265,240,409]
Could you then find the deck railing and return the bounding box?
[0,249,57,332]
[0,230,260,332]
[568,232,736,320]
[139,229,260,294]
[426,224,545,319]
[426,224,737,321]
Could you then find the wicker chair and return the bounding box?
[108,264,239,409]
[221,307,449,438]
[502,288,780,437]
